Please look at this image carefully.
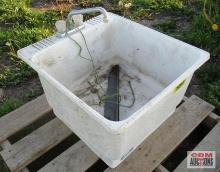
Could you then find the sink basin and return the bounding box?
[18,12,209,168]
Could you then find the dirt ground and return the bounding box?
[0,77,43,103]
[31,0,74,11]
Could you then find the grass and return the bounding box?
[153,20,177,33]
[0,0,59,87]
[0,27,52,86]
[181,0,220,113]
[148,0,220,113]
[198,63,220,113]
[0,98,24,117]
[182,0,220,58]
[134,0,184,11]
[183,16,220,59]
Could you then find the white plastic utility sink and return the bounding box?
[18,9,209,168]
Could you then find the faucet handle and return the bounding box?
[55,14,83,34]
[71,14,84,27]
[55,20,66,33]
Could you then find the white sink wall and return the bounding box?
[18,13,209,168]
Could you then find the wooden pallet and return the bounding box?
[0,94,219,172]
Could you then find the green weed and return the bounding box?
[153,20,177,33]
[198,63,220,83]
[182,0,220,112]
[0,26,53,87]
[182,15,220,59]
[78,0,104,7]
[129,8,151,20]
[197,63,220,113]
[126,0,193,21]
[0,0,59,87]
[206,80,220,113]
[0,98,24,117]
[133,0,184,11]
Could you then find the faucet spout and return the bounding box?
[56,7,108,37]
[67,7,108,24]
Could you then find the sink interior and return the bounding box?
[31,14,203,121]
[72,57,165,120]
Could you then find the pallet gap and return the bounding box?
[8,112,55,144]
[162,117,217,171]
[202,115,218,129]
[213,109,220,115]
[176,99,185,108]
[0,154,10,172]
[85,159,108,172]
[27,134,79,172]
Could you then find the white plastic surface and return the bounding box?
[18,13,209,168]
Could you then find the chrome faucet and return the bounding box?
[67,7,108,26]
[56,7,108,37]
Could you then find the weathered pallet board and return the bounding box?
[0,141,29,172]
[38,141,99,172]
[0,118,72,172]
[34,96,214,172]
[104,96,214,172]
[0,95,51,144]
[0,94,218,172]
[174,114,220,172]
[154,165,169,172]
